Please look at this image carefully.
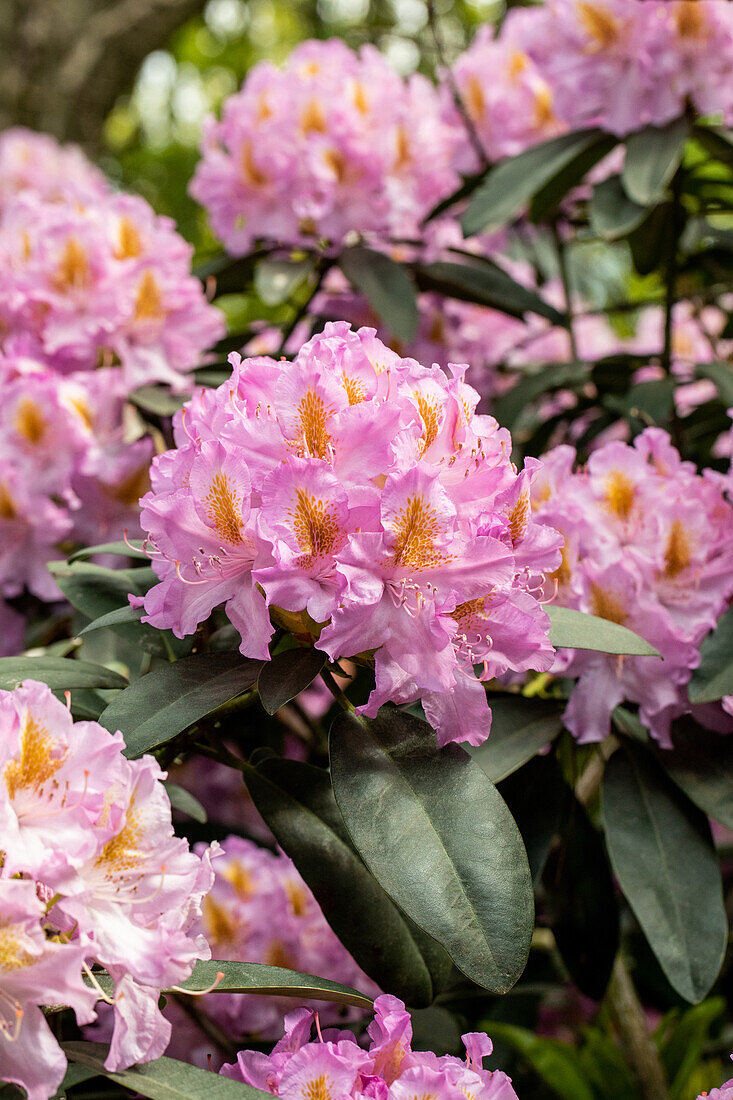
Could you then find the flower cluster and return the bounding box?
[0,348,154,644]
[189,39,459,255]
[487,0,733,140]
[183,835,377,1043]
[222,994,520,1100]
[0,127,110,212]
[0,680,215,1100]
[136,322,562,747]
[533,429,733,745]
[0,186,224,391]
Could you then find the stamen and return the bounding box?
[82,962,119,1006]
[175,561,209,586]
[169,971,225,996]
[314,1012,324,1044]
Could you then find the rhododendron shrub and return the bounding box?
[0,680,214,1099]
[135,322,562,748]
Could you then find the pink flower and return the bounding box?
[138,323,562,748]
[535,430,733,745]
[0,879,98,1100]
[0,127,109,213]
[190,39,458,254]
[221,995,520,1100]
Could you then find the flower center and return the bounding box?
[205,472,244,545]
[590,583,627,625]
[603,470,635,520]
[392,495,449,570]
[5,715,68,801]
[14,398,47,446]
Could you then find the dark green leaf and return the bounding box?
[423,170,487,223]
[78,604,145,635]
[462,129,606,235]
[623,377,676,423]
[52,1062,101,1098]
[63,1042,271,1100]
[544,794,618,999]
[548,606,660,655]
[178,959,373,1009]
[499,754,566,884]
[652,715,733,829]
[339,247,418,342]
[413,260,564,325]
[470,695,563,783]
[696,362,733,406]
[254,258,313,306]
[529,134,617,221]
[99,652,263,758]
[689,606,733,703]
[130,386,187,417]
[628,203,673,275]
[693,124,733,168]
[486,1023,594,1100]
[622,117,689,205]
[242,757,438,1006]
[47,561,154,622]
[602,745,727,1002]
[165,782,207,823]
[330,709,533,992]
[68,539,147,562]
[257,648,326,715]
[589,175,649,240]
[0,656,127,691]
[578,1029,640,1100]
[493,362,588,430]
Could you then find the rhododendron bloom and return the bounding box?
[0,680,215,1095]
[138,323,562,747]
[189,39,458,254]
[221,995,519,1099]
[534,430,733,745]
[0,127,109,211]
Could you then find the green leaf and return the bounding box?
[622,117,689,205]
[130,386,187,417]
[628,203,673,276]
[499,754,566,884]
[63,1042,271,1100]
[529,134,617,221]
[47,561,154,621]
[652,716,733,829]
[254,258,313,306]
[659,998,726,1100]
[486,1023,594,1100]
[692,124,733,168]
[0,656,127,692]
[623,377,676,423]
[462,129,606,235]
[339,246,419,342]
[470,695,563,783]
[602,744,727,1003]
[99,652,263,758]
[688,606,733,703]
[52,1062,101,1098]
[547,606,660,656]
[330,709,533,992]
[589,175,649,240]
[78,604,145,635]
[257,648,326,715]
[493,361,588,431]
[242,757,439,1006]
[696,362,733,407]
[413,260,564,325]
[178,959,373,1009]
[544,793,618,1000]
[578,1029,640,1100]
[68,539,147,562]
[165,782,207,823]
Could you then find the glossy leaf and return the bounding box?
[470,695,563,783]
[462,129,605,235]
[652,716,733,829]
[528,134,617,221]
[48,561,154,618]
[180,958,372,1008]
[602,745,727,1003]
[254,258,313,306]
[99,652,263,758]
[340,246,418,342]
[499,754,566,884]
[688,606,733,703]
[413,260,564,325]
[622,117,689,204]
[52,1064,101,1098]
[486,1023,594,1100]
[165,782,207,823]
[68,539,147,562]
[63,1042,271,1100]
[0,656,126,692]
[130,385,187,417]
[78,604,145,634]
[589,175,648,239]
[330,709,533,992]
[242,757,439,1006]
[628,202,673,275]
[544,793,618,999]
[257,647,326,714]
[547,606,660,656]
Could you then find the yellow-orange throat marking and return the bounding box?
[292,490,339,558]
[392,494,449,570]
[205,472,244,544]
[5,714,68,799]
